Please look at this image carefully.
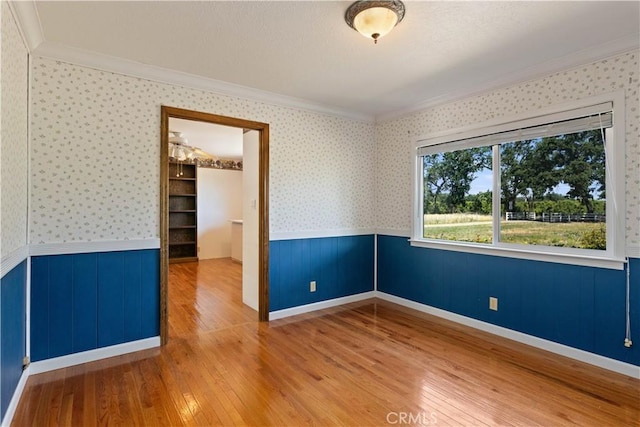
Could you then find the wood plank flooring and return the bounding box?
[13,258,640,426]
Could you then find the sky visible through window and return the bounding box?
[423,132,607,249]
[468,157,576,198]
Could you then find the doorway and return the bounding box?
[160,106,270,344]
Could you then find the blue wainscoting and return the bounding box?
[377,235,639,366]
[269,235,375,311]
[0,259,27,420]
[31,249,159,362]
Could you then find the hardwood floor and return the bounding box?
[13,258,640,426]
[166,258,257,338]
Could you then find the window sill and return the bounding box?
[409,239,625,270]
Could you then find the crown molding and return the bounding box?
[11,0,639,124]
[7,0,43,52]
[376,34,640,122]
[10,2,372,122]
[31,41,374,123]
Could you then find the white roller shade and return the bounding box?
[418,102,612,156]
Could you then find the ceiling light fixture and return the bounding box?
[168,130,188,145]
[168,130,215,165]
[345,0,405,44]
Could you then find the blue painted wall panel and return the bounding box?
[592,265,636,363]
[48,255,73,357]
[97,252,125,348]
[124,252,142,342]
[269,235,375,311]
[1,260,26,419]
[268,242,281,313]
[317,237,337,300]
[290,240,306,305]
[30,257,50,362]
[31,249,160,362]
[29,236,634,370]
[377,235,640,366]
[72,254,98,353]
[341,235,372,296]
[139,250,160,338]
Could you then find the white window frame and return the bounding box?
[411,91,626,270]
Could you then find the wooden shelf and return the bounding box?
[168,162,198,263]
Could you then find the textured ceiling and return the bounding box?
[169,118,243,160]
[33,1,640,119]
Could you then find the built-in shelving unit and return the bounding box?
[168,162,198,263]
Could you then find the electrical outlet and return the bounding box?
[310,281,317,292]
[489,297,498,311]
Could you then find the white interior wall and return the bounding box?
[197,168,243,260]
[242,130,259,311]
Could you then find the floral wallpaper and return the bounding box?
[30,57,376,243]
[375,50,640,249]
[27,44,639,248]
[1,3,29,257]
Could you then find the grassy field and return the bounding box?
[424,217,605,249]
[423,213,493,225]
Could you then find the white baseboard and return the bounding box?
[1,366,30,427]
[0,337,160,425]
[29,337,161,375]
[269,291,375,320]
[376,292,640,379]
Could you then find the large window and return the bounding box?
[422,146,493,244]
[413,94,625,269]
